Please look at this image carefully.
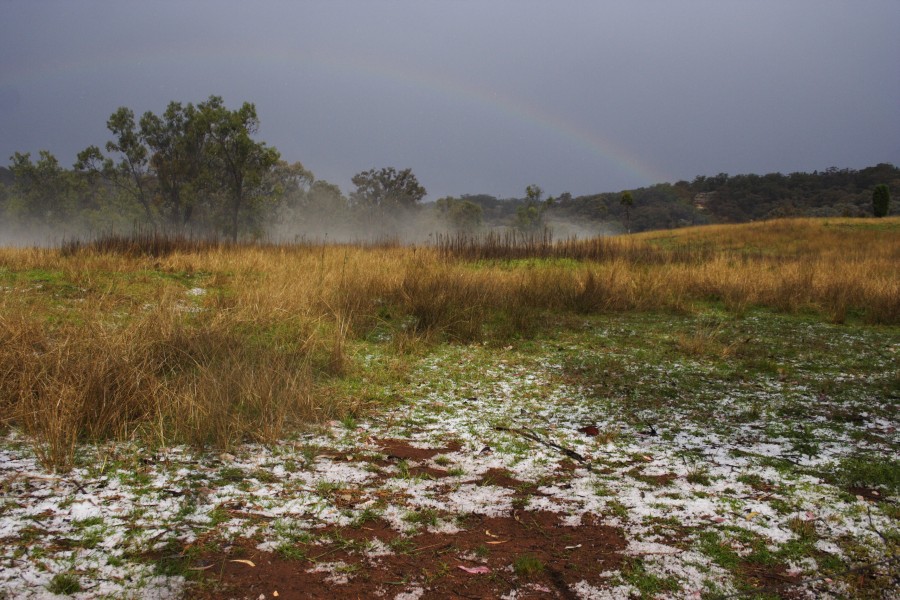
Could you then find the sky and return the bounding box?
[1,0,898,201]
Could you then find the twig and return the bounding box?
[493,426,593,472]
[866,503,889,544]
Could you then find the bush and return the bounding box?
[872,184,890,217]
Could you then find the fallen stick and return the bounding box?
[493,426,594,472]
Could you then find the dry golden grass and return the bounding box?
[1,217,897,469]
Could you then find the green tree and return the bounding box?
[435,196,483,232]
[8,151,79,225]
[515,184,549,232]
[198,96,280,241]
[872,184,890,217]
[75,107,155,222]
[620,190,634,232]
[304,179,348,217]
[139,101,209,227]
[350,167,426,214]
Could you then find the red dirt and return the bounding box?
[189,511,627,599]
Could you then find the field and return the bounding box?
[0,217,897,598]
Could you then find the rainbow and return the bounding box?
[4,46,674,188]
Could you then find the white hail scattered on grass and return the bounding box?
[0,329,896,598]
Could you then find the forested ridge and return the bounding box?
[1,96,896,242]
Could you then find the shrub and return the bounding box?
[872,184,890,217]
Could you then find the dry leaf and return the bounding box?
[457,565,491,574]
[229,559,256,567]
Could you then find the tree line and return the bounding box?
[0,96,443,242]
[0,96,896,241]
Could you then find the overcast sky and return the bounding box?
[1,0,898,200]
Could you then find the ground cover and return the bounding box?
[1,309,896,598]
[1,219,897,597]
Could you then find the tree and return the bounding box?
[515,184,553,233]
[9,151,79,225]
[350,167,426,213]
[140,101,208,227]
[435,196,483,232]
[304,179,347,216]
[620,191,634,232]
[198,96,280,241]
[75,107,155,222]
[872,184,890,217]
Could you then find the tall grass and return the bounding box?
[1,217,897,469]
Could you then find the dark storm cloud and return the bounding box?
[1,0,898,199]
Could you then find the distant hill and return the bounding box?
[466,163,900,233]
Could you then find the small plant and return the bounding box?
[833,456,899,492]
[315,480,341,496]
[606,499,629,519]
[251,468,280,484]
[513,553,544,577]
[351,507,380,528]
[402,508,439,528]
[388,536,416,554]
[275,543,307,561]
[47,572,82,595]
[396,459,411,479]
[621,558,679,595]
[217,466,245,484]
[687,467,712,486]
[697,530,740,570]
[511,495,529,510]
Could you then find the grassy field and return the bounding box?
[0,217,897,598]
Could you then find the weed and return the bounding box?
[315,480,340,496]
[275,543,307,561]
[217,466,245,484]
[606,500,629,519]
[402,508,439,528]
[250,468,280,484]
[621,558,679,596]
[833,456,900,492]
[388,537,416,554]
[698,530,741,570]
[46,572,81,595]
[687,468,712,486]
[340,413,357,430]
[351,507,380,528]
[513,553,544,577]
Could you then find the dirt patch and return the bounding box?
[738,561,804,600]
[190,510,627,599]
[474,468,528,490]
[378,439,463,461]
[846,486,890,503]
